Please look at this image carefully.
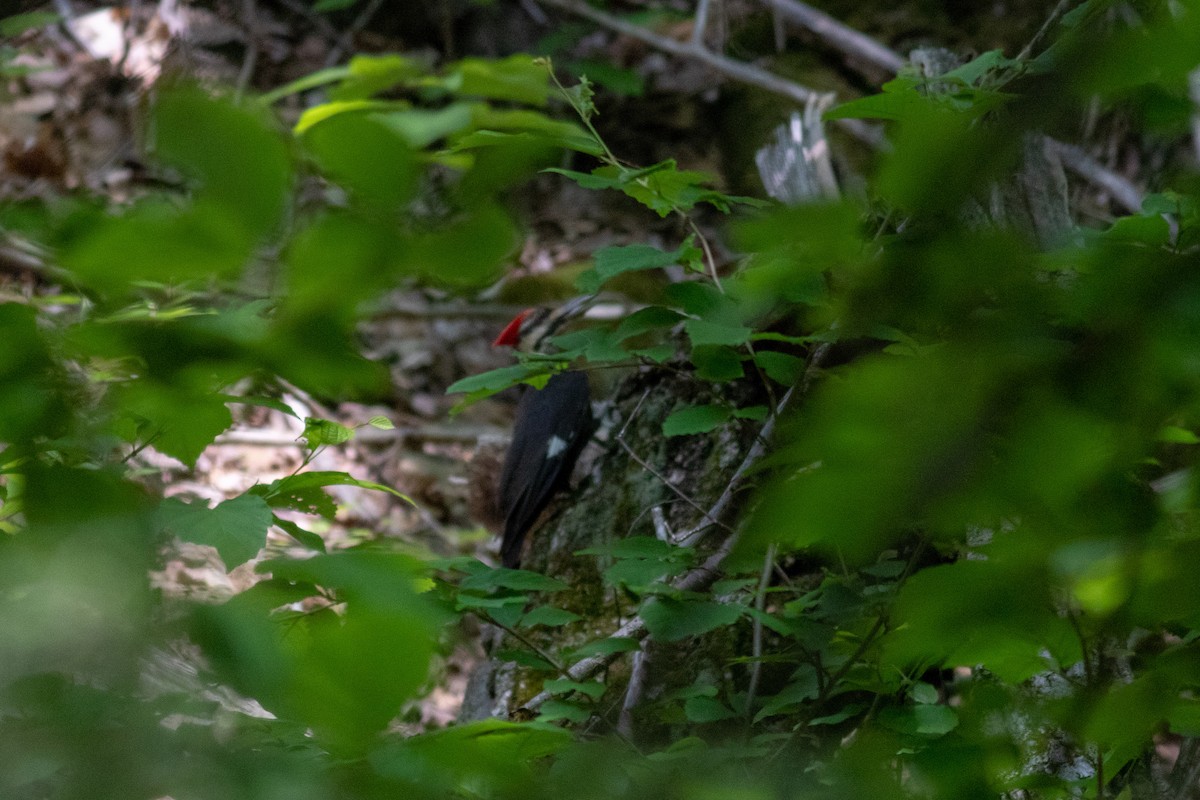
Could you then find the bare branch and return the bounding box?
[1048,140,1143,214]
[759,0,904,75]
[1016,0,1074,62]
[536,0,883,148]
[213,423,505,447]
[324,0,386,67]
[692,0,714,48]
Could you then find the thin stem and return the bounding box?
[1016,0,1074,62]
[481,611,569,678]
[744,543,776,718]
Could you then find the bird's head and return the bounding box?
[493,296,593,353]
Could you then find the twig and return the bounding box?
[213,423,506,447]
[685,217,724,291]
[519,0,549,26]
[758,0,904,75]
[482,612,571,678]
[674,381,803,547]
[617,646,648,738]
[235,0,260,101]
[692,0,713,48]
[1191,69,1200,169]
[615,392,735,536]
[276,0,341,43]
[744,542,776,717]
[324,0,386,67]
[1048,140,1143,214]
[536,0,884,148]
[1016,0,1075,62]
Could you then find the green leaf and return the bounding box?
[302,113,417,208]
[332,54,424,101]
[258,65,353,105]
[826,85,930,122]
[545,161,746,216]
[250,471,413,517]
[1104,213,1171,246]
[577,240,700,293]
[157,494,272,568]
[450,55,550,105]
[62,202,256,292]
[691,345,744,382]
[520,606,583,627]
[221,394,300,418]
[662,404,732,437]
[197,552,439,749]
[370,719,571,790]
[943,49,1017,85]
[409,204,518,289]
[496,649,558,671]
[615,306,685,340]
[542,679,606,700]
[456,594,529,611]
[1160,426,1200,444]
[877,704,959,737]
[272,517,327,552]
[447,363,547,395]
[453,128,603,157]
[460,568,569,592]
[155,87,290,237]
[754,666,820,721]
[640,598,741,642]
[578,536,679,559]
[1169,698,1200,736]
[684,696,737,723]
[295,100,398,135]
[447,362,558,410]
[376,103,475,149]
[909,682,940,704]
[569,637,642,659]
[303,417,354,448]
[685,318,752,347]
[118,382,233,467]
[754,351,805,386]
[538,699,591,723]
[809,704,866,726]
[733,405,768,421]
[885,558,1079,682]
[542,166,625,191]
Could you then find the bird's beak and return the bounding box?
[556,294,595,322]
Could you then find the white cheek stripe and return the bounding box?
[545,435,568,459]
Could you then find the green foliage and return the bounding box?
[7,4,1200,798]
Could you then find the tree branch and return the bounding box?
[759,0,904,75]
[1048,140,1143,214]
[536,0,884,148]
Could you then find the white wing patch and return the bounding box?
[545,435,568,459]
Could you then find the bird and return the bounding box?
[491,297,595,568]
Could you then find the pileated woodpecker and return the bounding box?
[492,298,594,568]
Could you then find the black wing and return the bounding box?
[498,371,593,568]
